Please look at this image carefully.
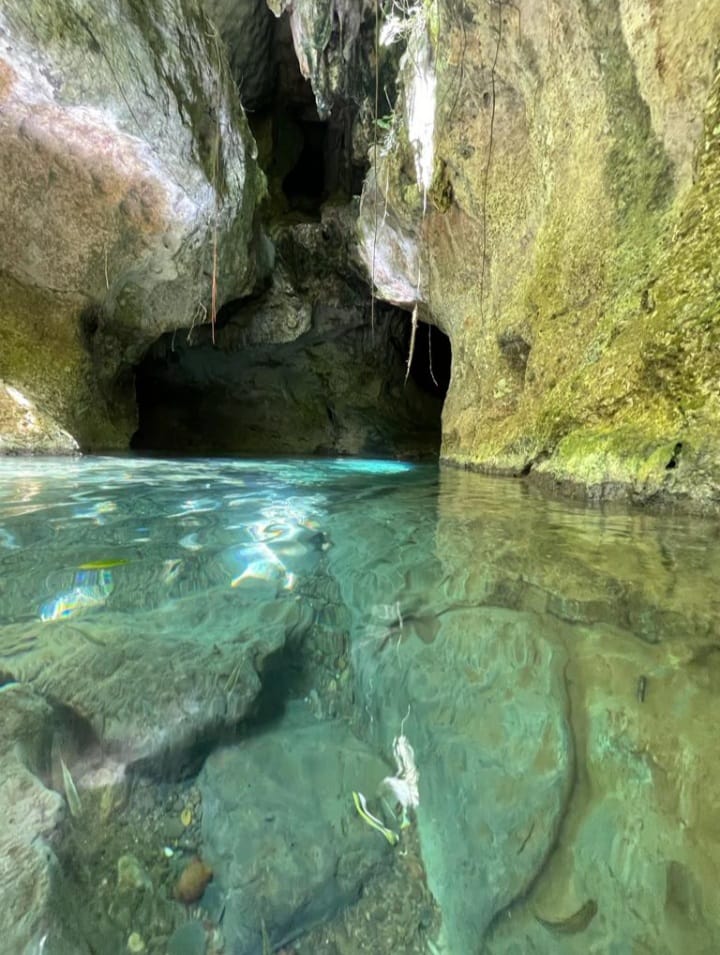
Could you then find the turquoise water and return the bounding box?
[0,456,719,955]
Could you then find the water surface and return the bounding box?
[1,456,718,955]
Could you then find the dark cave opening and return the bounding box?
[130,8,451,461]
[131,307,450,459]
[402,319,452,402]
[240,9,368,217]
[282,118,327,208]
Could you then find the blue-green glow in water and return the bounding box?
[0,456,718,955]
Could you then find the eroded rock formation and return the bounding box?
[359,0,720,508]
[0,0,264,450]
[133,205,444,457]
[2,0,719,503]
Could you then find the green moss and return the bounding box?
[0,274,135,450]
[425,0,441,49]
[547,426,683,485]
[581,1,674,222]
[429,157,453,212]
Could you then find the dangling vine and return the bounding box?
[371,0,381,338]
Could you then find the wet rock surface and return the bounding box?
[0,0,263,451]
[200,704,393,954]
[0,684,86,955]
[357,0,720,510]
[0,587,313,770]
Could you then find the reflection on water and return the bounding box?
[0,456,718,955]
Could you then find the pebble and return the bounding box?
[127,932,146,953]
[117,855,153,893]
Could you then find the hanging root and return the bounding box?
[371,0,381,338]
[405,304,419,383]
[428,323,439,386]
[210,222,218,344]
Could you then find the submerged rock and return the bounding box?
[0,0,264,451]
[174,856,213,905]
[0,684,89,955]
[0,594,312,770]
[350,605,573,953]
[329,466,720,951]
[484,629,720,954]
[167,919,208,955]
[200,705,393,954]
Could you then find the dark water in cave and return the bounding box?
[0,456,718,955]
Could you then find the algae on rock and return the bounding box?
[357,0,720,509]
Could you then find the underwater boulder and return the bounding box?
[200,704,393,954]
[0,684,89,955]
[349,601,573,953]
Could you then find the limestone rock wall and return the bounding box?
[265,0,374,118]
[358,0,720,509]
[202,0,275,109]
[0,0,265,450]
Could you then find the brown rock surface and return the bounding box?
[0,0,264,451]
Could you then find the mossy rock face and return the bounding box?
[358,0,720,509]
[0,0,264,451]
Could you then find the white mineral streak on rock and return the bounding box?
[358,175,422,307]
[0,384,79,454]
[405,28,436,196]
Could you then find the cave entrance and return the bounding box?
[403,318,452,402]
[282,117,327,211]
[131,306,450,460]
[242,9,365,218]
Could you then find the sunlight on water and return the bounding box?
[0,456,718,955]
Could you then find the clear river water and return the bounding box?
[0,456,718,955]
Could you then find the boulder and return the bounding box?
[0,588,313,772]
[0,0,264,451]
[357,0,720,509]
[327,486,577,951]
[200,706,393,954]
[0,683,88,955]
[348,604,573,953]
